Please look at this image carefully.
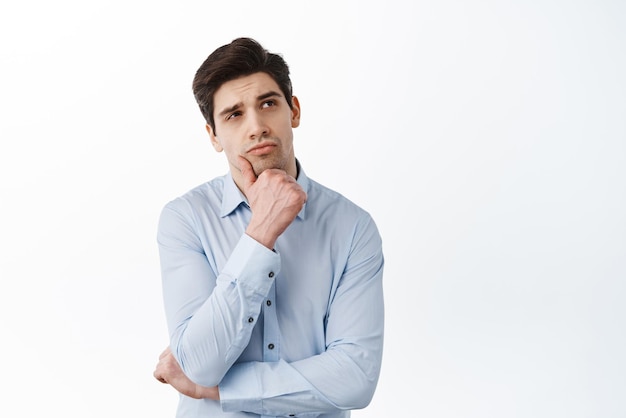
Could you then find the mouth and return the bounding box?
[247,142,277,156]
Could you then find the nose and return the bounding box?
[247,110,269,140]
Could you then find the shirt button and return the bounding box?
[268,343,275,350]
[248,317,254,323]
[266,300,272,306]
[268,271,274,278]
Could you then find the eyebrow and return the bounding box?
[217,90,283,118]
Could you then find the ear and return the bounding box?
[206,124,223,152]
[291,96,301,128]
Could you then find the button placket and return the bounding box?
[263,280,279,361]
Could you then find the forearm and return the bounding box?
[219,226,385,415]
[171,274,266,386]
[219,339,383,415]
[160,213,280,386]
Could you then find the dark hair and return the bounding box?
[192,37,294,133]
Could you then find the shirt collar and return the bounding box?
[220,159,309,220]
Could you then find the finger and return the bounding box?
[153,369,168,384]
[237,155,257,193]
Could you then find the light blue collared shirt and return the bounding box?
[157,162,384,417]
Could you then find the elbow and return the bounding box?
[328,344,382,410]
[174,340,227,387]
[322,354,381,410]
[338,375,379,410]
[181,360,223,388]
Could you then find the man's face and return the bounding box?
[207,72,300,185]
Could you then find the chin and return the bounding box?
[252,157,285,176]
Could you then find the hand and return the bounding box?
[153,347,220,400]
[238,156,307,249]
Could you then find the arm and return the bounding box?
[157,157,306,387]
[219,215,385,416]
[158,203,279,387]
[156,216,384,414]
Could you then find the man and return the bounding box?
[153,37,384,417]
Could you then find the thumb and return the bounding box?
[237,155,257,193]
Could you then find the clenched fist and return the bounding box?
[153,347,220,400]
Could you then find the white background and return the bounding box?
[1,1,625,416]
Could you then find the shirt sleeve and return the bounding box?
[219,215,385,416]
[157,202,280,387]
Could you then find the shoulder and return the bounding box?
[306,176,375,224]
[304,176,383,255]
[161,175,226,217]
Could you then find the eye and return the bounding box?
[226,111,241,120]
[261,100,276,109]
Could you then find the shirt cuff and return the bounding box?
[219,362,260,412]
[219,233,281,293]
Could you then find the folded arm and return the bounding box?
[157,203,384,415]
